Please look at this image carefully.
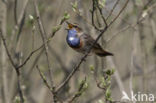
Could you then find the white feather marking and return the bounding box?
[69,37,74,41]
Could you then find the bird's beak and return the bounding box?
[65,28,69,30]
[66,21,73,29]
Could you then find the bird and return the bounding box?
[65,22,113,57]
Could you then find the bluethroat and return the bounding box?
[66,22,113,57]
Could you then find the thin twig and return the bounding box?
[91,0,103,31]
[0,30,16,69]
[36,65,52,90]
[33,0,54,88]
[9,0,29,56]
[17,75,24,103]
[36,65,62,103]
[0,3,10,103]
[16,16,66,69]
[17,44,43,69]
[16,12,25,42]
[96,1,107,26]
[48,46,69,74]
[15,17,65,69]
[108,57,125,95]
[91,0,108,31]
[0,30,24,103]
[23,48,44,82]
[106,24,131,44]
[14,0,18,24]
[106,2,156,44]
[108,0,130,26]
[105,8,136,31]
[10,0,29,44]
[106,0,120,20]
[67,77,87,103]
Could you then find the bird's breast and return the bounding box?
[66,36,81,48]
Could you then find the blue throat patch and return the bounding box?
[66,28,80,48]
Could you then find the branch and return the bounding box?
[36,65,52,91]
[36,65,62,103]
[0,30,24,103]
[16,44,44,69]
[106,1,156,44]
[0,30,16,70]
[106,0,120,20]
[17,76,24,103]
[15,13,67,70]
[14,0,18,24]
[66,77,88,103]
[91,0,103,31]
[10,0,29,46]
[23,48,44,82]
[48,46,69,74]
[96,0,107,26]
[108,0,130,26]
[33,0,54,88]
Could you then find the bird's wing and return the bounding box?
[79,33,113,57]
[81,33,103,50]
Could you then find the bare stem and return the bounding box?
[33,0,54,87]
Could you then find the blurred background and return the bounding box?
[0,0,156,103]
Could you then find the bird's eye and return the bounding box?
[74,25,78,28]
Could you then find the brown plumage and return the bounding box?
[80,33,113,57]
[66,22,113,57]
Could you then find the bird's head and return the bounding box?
[66,21,82,33]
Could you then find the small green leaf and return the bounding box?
[107,97,113,102]
[98,99,104,103]
[71,1,78,12]
[26,14,35,27]
[29,15,35,24]
[142,10,148,18]
[106,76,111,82]
[52,25,61,33]
[106,87,111,98]
[80,78,88,90]
[106,69,111,75]
[106,69,115,75]
[60,12,70,24]
[76,78,88,97]
[29,15,34,21]
[89,65,95,73]
[111,69,115,75]
[100,77,106,87]
[83,82,88,90]
[98,0,106,8]
[64,12,70,20]
[14,96,20,103]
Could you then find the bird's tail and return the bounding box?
[94,49,113,57]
